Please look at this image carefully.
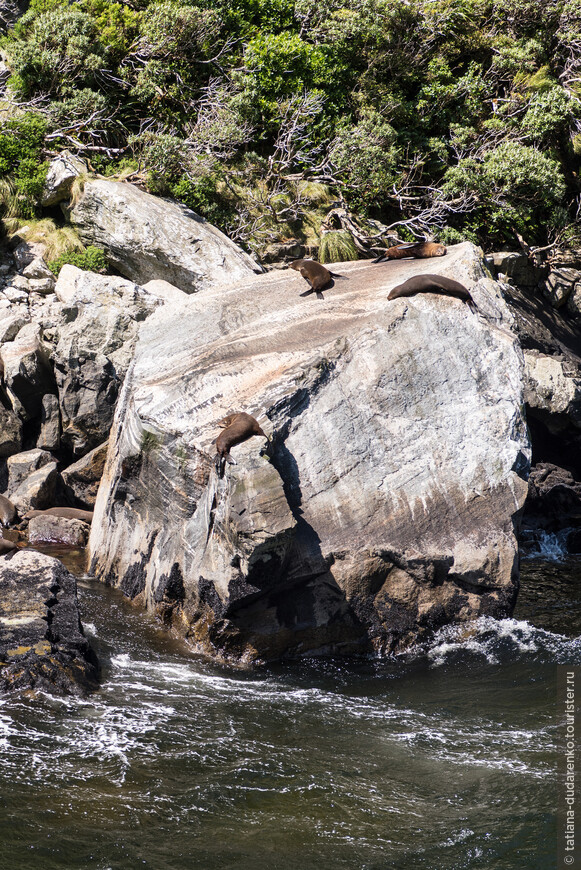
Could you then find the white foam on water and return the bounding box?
[425,616,581,666]
[521,528,571,561]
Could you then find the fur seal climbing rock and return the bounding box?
[388,274,477,310]
[24,507,94,523]
[289,259,345,298]
[373,242,446,263]
[0,494,17,526]
[214,412,268,475]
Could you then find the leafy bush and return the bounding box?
[48,245,107,275]
[0,114,48,218]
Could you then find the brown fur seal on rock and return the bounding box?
[388,274,477,310]
[373,242,446,263]
[0,535,18,555]
[289,259,345,298]
[217,412,244,429]
[0,494,17,526]
[24,507,94,523]
[214,412,268,476]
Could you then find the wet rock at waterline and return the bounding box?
[69,179,263,293]
[0,549,99,695]
[90,242,530,663]
[28,514,91,547]
[523,462,581,532]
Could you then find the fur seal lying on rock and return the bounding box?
[24,507,94,523]
[289,259,345,298]
[373,242,446,263]
[0,494,17,526]
[0,535,18,554]
[214,412,268,475]
[388,274,477,310]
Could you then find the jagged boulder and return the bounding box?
[8,461,58,514]
[69,178,263,292]
[41,151,87,208]
[36,393,61,451]
[61,440,108,506]
[52,265,161,454]
[0,549,99,695]
[6,448,54,493]
[0,322,55,419]
[524,462,581,531]
[0,406,22,457]
[89,243,530,663]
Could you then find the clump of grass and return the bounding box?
[319,229,359,263]
[141,430,161,453]
[11,218,85,259]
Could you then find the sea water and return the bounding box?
[0,549,576,870]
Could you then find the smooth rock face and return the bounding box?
[0,549,99,695]
[69,179,263,293]
[90,243,530,663]
[52,265,161,454]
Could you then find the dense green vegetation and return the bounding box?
[0,0,579,255]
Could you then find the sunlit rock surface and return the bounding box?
[69,179,263,293]
[89,243,530,663]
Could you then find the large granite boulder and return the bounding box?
[0,549,99,695]
[69,179,263,293]
[52,265,161,454]
[89,243,530,663]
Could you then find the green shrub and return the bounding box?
[0,113,48,218]
[48,245,107,275]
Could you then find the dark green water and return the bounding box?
[0,551,577,870]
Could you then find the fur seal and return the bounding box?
[387,274,477,310]
[0,535,18,555]
[289,259,345,298]
[373,242,446,263]
[24,507,94,523]
[0,494,17,526]
[214,412,267,475]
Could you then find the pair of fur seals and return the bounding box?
[214,412,268,476]
[373,242,446,263]
[289,259,345,298]
[388,274,477,310]
[24,507,94,523]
